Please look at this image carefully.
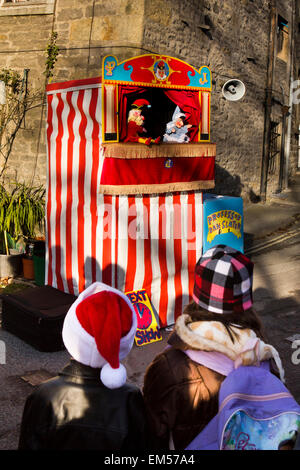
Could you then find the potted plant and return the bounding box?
[0,184,21,278]
[0,182,45,279]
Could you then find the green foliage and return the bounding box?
[0,68,42,179]
[0,281,32,294]
[0,69,22,95]
[44,31,59,82]
[0,32,59,181]
[0,182,45,254]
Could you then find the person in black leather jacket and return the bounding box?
[18,282,149,451]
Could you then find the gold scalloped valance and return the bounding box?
[102,142,216,159]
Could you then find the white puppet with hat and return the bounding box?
[62,282,137,389]
[163,106,192,143]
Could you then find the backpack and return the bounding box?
[185,365,300,450]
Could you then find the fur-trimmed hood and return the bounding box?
[175,314,285,382]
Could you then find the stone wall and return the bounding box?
[0,0,147,185]
[143,0,299,199]
[0,0,299,200]
[54,0,146,82]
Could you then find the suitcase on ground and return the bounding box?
[1,285,77,352]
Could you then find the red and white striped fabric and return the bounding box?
[46,77,203,327]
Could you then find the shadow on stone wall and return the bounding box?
[209,164,262,203]
[210,164,243,197]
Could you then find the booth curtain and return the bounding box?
[118,86,201,142]
[118,86,146,141]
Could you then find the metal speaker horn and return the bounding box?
[222,79,246,101]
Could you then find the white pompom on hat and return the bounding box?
[62,282,137,389]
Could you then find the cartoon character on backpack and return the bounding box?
[186,365,300,451]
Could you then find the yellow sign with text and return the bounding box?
[207,210,242,243]
[125,289,162,347]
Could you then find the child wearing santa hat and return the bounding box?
[18,282,150,450]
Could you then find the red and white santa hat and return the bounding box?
[62,282,137,389]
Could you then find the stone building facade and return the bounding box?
[0,0,299,200]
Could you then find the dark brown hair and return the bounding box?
[183,300,266,343]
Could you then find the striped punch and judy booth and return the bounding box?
[45,54,217,327]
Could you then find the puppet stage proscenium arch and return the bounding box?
[45,54,216,327]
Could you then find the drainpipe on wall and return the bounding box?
[260,3,277,202]
[277,105,289,192]
[31,0,58,185]
[283,0,296,189]
[298,126,300,168]
[284,76,293,189]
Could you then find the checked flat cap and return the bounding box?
[193,245,254,314]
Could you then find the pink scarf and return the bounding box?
[184,348,270,376]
